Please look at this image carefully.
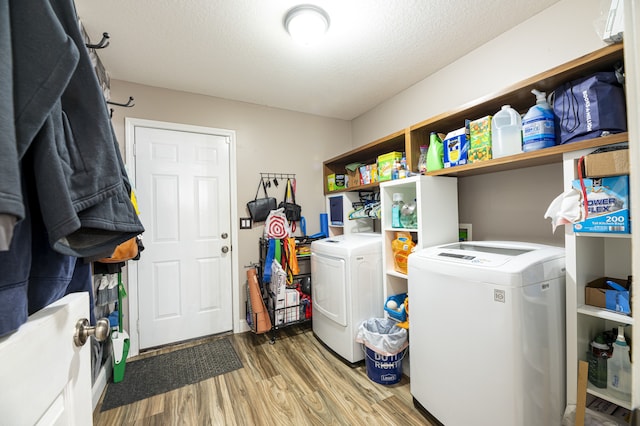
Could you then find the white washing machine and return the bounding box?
[408,241,566,426]
[311,233,382,364]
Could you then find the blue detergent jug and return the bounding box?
[522,89,555,152]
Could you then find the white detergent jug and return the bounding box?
[491,105,522,158]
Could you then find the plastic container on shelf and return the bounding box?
[607,325,631,398]
[587,334,612,388]
[522,89,556,152]
[400,199,417,229]
[417,145,428,174]
[491,105,522,158]
[426,132,444,172]
[391,193,404,228]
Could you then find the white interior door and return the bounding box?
[311,252,347,326]
[0,293,92,425]
[134,125,233,349]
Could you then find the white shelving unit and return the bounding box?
[379,175,458,304]
[325,192,377,237]
[563,148,634,410]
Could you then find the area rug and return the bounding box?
[100,337,242,411]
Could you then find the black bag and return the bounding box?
[247,178,277,222]
[278,178,301,222]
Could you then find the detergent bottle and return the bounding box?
[607,325,631,398]
[522,89,555,152]
[491,105,522,158]
[391,193,404,228]
[426,132,444,172]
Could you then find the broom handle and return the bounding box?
[118,272,123,333]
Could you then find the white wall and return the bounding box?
[108,80,350,331]
[351,0,610,245]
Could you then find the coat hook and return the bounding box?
[86,32,110,49]
[107,96,135,108]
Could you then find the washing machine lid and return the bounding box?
[413,241,564,269]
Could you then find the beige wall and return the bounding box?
[351,0,610,245]
[108,81,350,330]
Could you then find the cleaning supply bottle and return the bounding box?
[588,333,612,388]
[418,145,428,174]
[607,325,631,398]
[391,193,404,228]
[400,198,417,229]
[426,132,444,172]
[522,89,555,152]
[491,105,522,158]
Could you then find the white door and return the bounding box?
[134,125,233,349]
[0,293,93,425]
[311,252,347,326]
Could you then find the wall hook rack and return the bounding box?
[107,96,135,108]
[86,32,110,49]
[260,172,296,180]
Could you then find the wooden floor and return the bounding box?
[93,325,432,425]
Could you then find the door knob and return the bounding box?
[221,246,229,253]
[74,318,110,347]
[221,232,228,239]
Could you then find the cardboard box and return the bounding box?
[572,175,630,234]
[585,277,631,315]
[359,165,370,185]
[468,115,492,163]
[370,163,378,183]
[335,174,345,189]
[443,125,470,168]
[284,288,300,323]
[377,151,402,182]
[327,173,336,191]
[585,149,629,177]
[346,168,361,188]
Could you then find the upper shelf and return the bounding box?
[427,132,628,178]
[323,43,625,194]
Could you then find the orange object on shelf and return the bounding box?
[391,231,415,275]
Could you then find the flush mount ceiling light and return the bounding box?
[284,4,330,45]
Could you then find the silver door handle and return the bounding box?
[221,246,229,254]
[221,233,228,239]
[74,318,110,347]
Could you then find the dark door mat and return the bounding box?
[100,337,242,411]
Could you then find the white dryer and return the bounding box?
[311,233,382,364]
[408,241,566,426]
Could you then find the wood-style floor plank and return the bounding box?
[93,325,432,425]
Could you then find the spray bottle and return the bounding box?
[522,89,555,152]
[607,325,631,398]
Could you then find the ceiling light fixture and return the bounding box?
[284,4,330,46]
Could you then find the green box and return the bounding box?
[327,173,336,191]
[377,151,402,181]
[468,115,492,163]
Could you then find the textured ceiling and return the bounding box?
[74,0,561,120]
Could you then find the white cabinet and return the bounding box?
[379,175,458,302]
[563,148,635,410]
[325,192,377,237]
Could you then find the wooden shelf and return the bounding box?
[323,43,625,194]
[427,132,628,177]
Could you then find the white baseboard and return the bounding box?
[92,355,112,410]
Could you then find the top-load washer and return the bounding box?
[408,241,566,426]
[311,233,382,364]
